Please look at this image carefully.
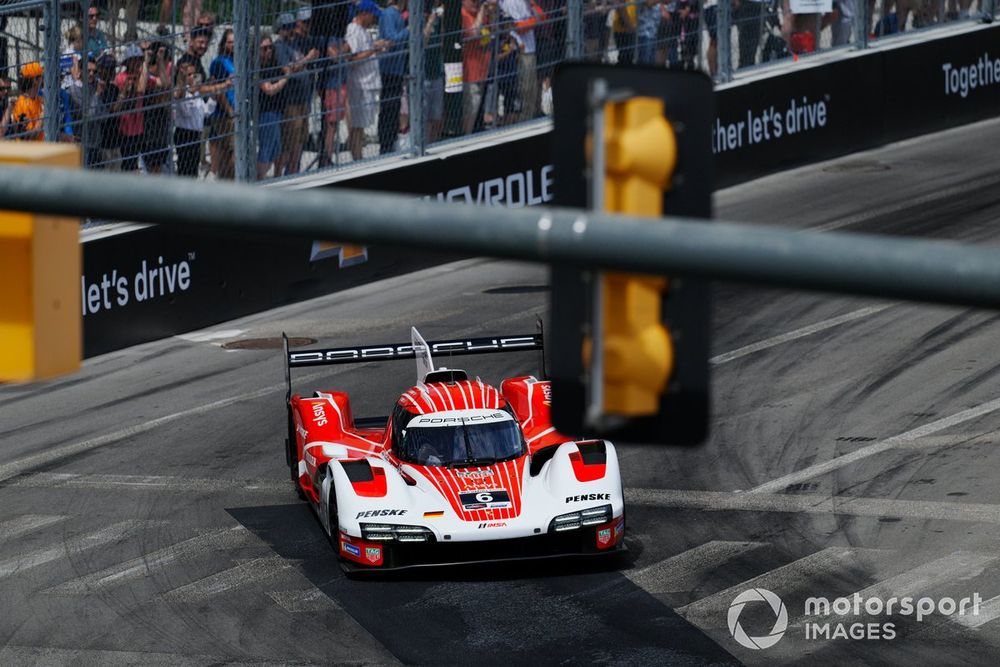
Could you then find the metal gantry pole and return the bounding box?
[409,0,426,156]
[42,0,60,142]
[442,0,463,137]
[566,0,584,60]
[6,165,1000,310]
[81,0,91,164]
[853,0,869,49]
[233,0,253,182]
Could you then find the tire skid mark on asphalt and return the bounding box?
[0,515,68,541]
[46,526,259,595]
[0,308,542,485]
[676,546,890,626]
[748,396,1000,495]
[0,520,162,579]
[624,540,769,596]
[12,472,289,495]
[161,557,296,603]
[267,587,343,613]
[0,645,321,666]
[629,487,1000,524]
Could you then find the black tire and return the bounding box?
[327,484,340,549]
[287,438,299,481]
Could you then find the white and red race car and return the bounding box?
[282,328,626,572]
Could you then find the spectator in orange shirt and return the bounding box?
[462,0,495,134]
[4,63,45,141]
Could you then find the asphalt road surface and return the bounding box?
[3,117,1000,666]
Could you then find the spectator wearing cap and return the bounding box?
[378,0,409,154]
[274,9,321,176]
[85,6,110,55]
[208,28,236,179]
[345,0,388,161]
[4,63,45,141]
[112,43,162,171]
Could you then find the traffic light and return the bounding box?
[550,65,713,445]
[0,143,81,382]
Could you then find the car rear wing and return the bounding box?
[282,321,546,405]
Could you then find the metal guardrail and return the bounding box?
[3,164,1000,309]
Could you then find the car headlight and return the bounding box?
[549,504,612,532]
[359,523,435,542]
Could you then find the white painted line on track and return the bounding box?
[677,547,885,623]
[162,557,296,602]
[710,305,893,365]
[0,520,157,579]
[747,396,1000,494]
[176,329,245,343]
[625,540,768,595]
[47,526,258,594]
[0,515,67,540]
[267,587,342,613]
[855,551,995,601]
[14,472,288,494]
[953,593,1000,629]
[628,487,1000,524]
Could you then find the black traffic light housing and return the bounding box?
[549,64,713,445]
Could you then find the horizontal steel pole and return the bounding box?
[2,165,1000,309]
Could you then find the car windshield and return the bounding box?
[400,416,524,467]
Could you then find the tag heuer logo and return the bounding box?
[365,547,381,563]
[597,528,612,546]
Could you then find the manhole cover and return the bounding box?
[482,285,550,295]
[823,160,891,174]
[222,337,316,350]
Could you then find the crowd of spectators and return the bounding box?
[0,0,978,179]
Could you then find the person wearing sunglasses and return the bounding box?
[85,7,110,55]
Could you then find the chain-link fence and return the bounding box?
[2,0,995,183]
